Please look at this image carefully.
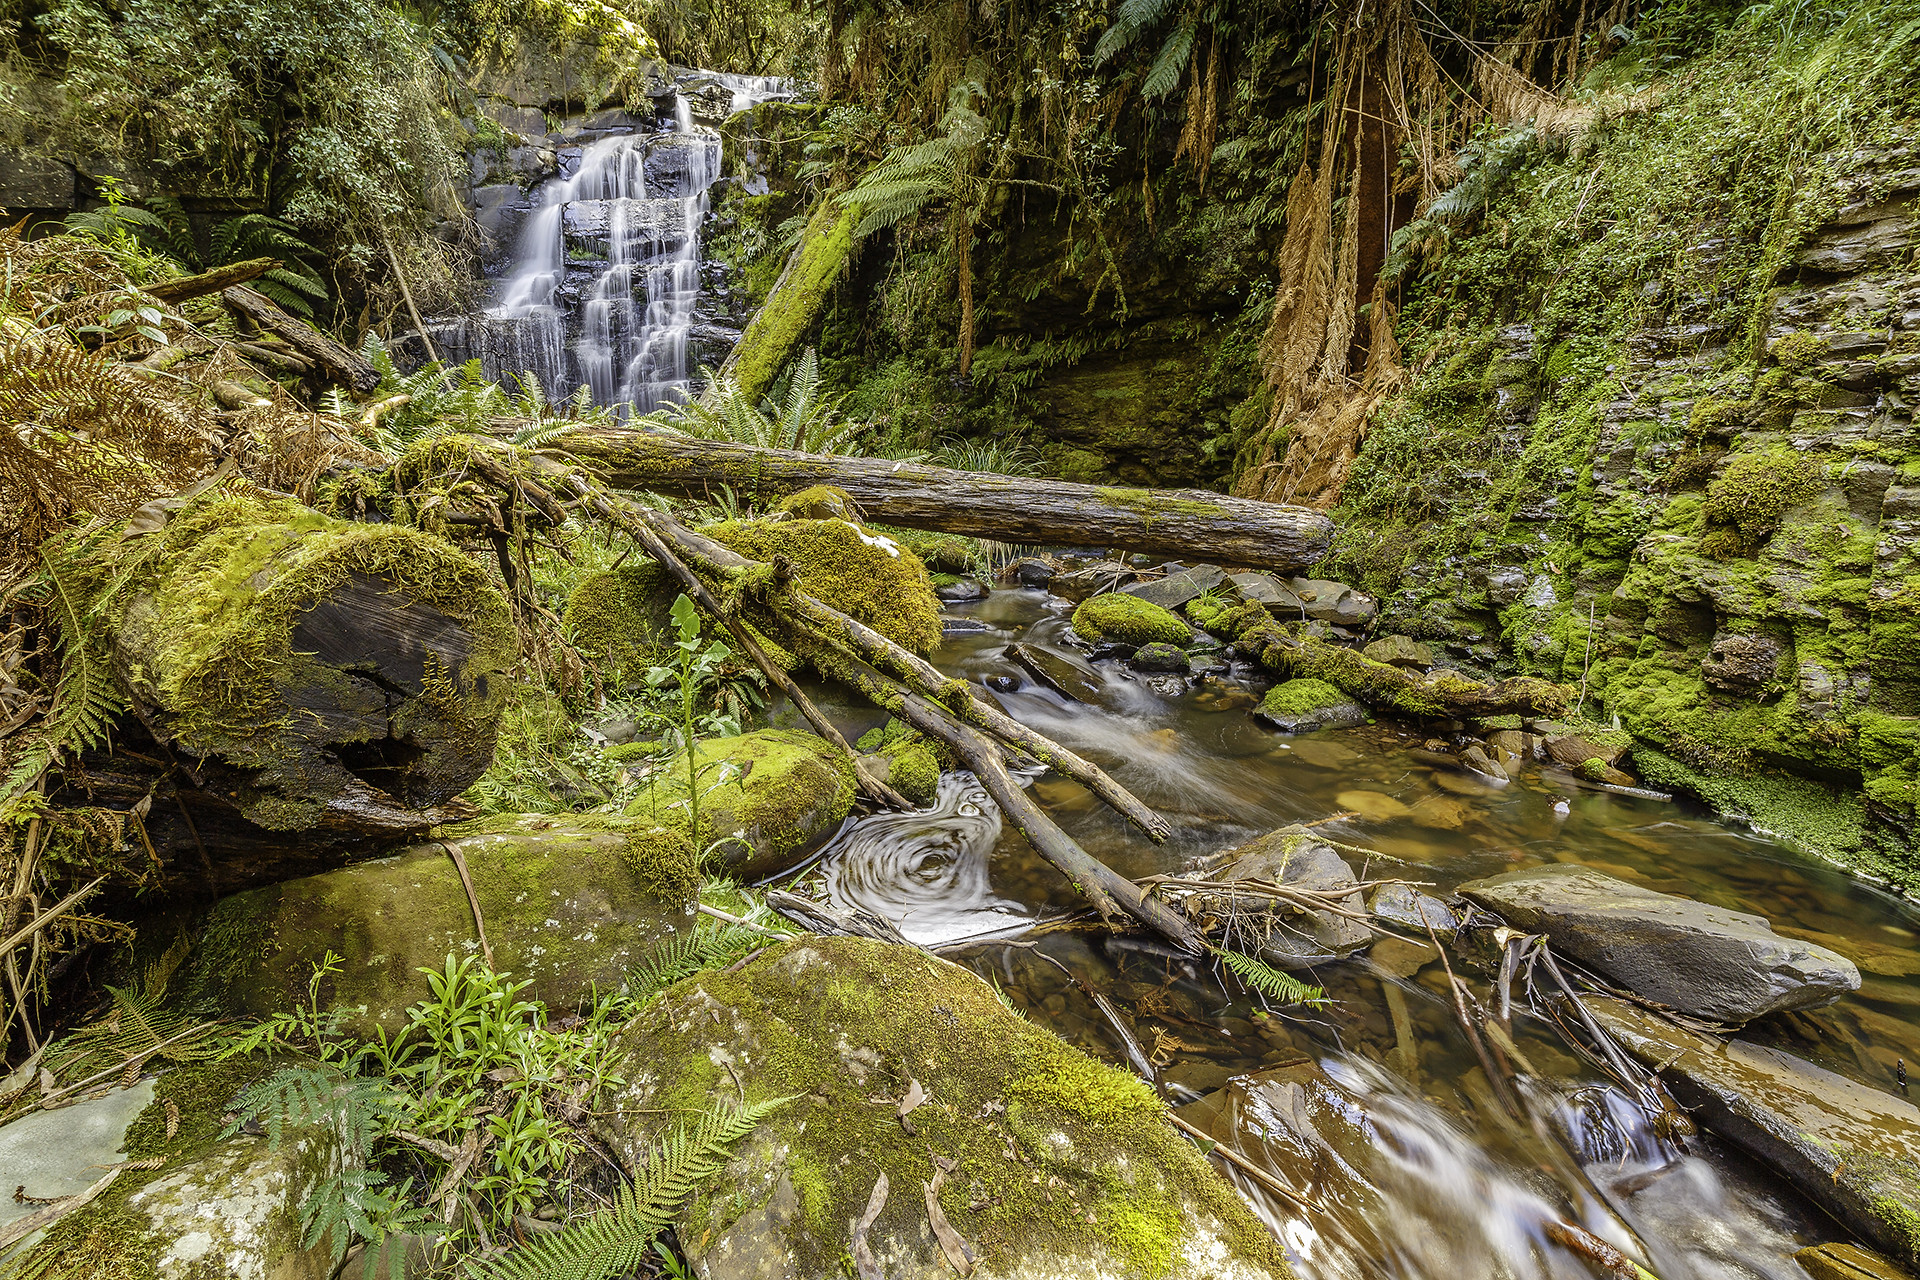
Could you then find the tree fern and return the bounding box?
[628,920,773,1001]
[1216,948,1328,1008]
[473,1097,792,1280]
[1140,12,1198,100]
[1092,0,1182,66]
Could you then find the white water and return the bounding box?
[453,72,792,412]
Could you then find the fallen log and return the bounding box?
[1245,628,1573,719]
[71,486,515,840]
[221,284,380,394]
[143,257,279,305]
[553,428,1335,573]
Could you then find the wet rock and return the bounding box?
[942,617,991,637]
[1796,1242,1917,1280]
[1009,557,1055,587]
[933,576,989,602]
[1575,758,1639,787]
[1130,642,1191,673]
[1487,728,1541,759]
[1407,794,1469,829]
[1335,789,1413,821]
[189,814,696,1034]
[1369,935,1440,977]
[0,1081,154,1239]
[1198,829,1372,966]
[1701,633,1786,691]
[1121,564,1227,610]
[1588,996,1920,1272]
[1051,560,1137,601]
[601,937,1289,1280]
[1362,635,1434,667]
[1369,883,1460,936]
[1544,732,1629,769]
[1457,864,1861,1022]
[1008,641,1105,703]
[1228,571,1305,612]
[1459,744,1510,782]
[1189,652,1231,677]
[1288,578,1378,626]
[983,672,1020,693]
[1252,677,1366,733]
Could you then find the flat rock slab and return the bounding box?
[0,1081,153,1233]
[1589,996,1920,1271]
[1007,642,1105,704]
[1457,864,1859,1022]
[1229,572,1305,611]
[1122,565,1226,610]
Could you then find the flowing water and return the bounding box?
[440,71,788,411]
[780,586,1920,1280]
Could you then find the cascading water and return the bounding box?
[441,71,790,412]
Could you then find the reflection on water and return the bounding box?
[791,585,1920,1279]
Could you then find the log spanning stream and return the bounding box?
[779,588,1920,1280]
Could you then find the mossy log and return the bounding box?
[712,198,861,403]
[142,257,278,304]
[82,490,515,843]
[220,284,379,393]
[551,428,1336,572]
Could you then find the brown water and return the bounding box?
[784,587,1920,1280]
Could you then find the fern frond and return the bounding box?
[225,1065,393,1159]
[1141,13,1197,100]
[3,547,125,798]
[628,920,772,1001]
[472,1096,792,1280]
[1092,0,1181,65]
[1216,948,1328,1007]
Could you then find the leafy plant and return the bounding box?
[1215,948,1328,1008]
[646,594,747,842]
[471,1096,793,1280]
[628,917,776,1001]
[651,349,863,456]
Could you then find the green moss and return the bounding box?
[1770,330,1831,372]
[1070,592,1191,645]
[621,823,701,904]
[1575,757,1613,782]
[1700,448,1823,556]
[707,516,944,657]
[564,562,675,679]
[776,484,859,520]
[625,729,856,875]
[613,936,1288,1278]
[729,199,861,402]
[880,739,941,806]
[1258,678,1350,717]
[604,740,663,762]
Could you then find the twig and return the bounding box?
[0,877,105,959]
[35,1021,220,1109]
[696,903,791,938]
[439,841,493,968]
[1167,1113,1327,1215]
[0,1165,126,1251]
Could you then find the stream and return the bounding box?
[784,585,1920,1280]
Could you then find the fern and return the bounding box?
[302,1169,434,1263]
[2,547,124,798]
[1140,12,1198,100]
[1216,948,1329,1008]
[224,1064,395,1160]
[1092,0,1181,66]
[473,1097,792,1280]
[628,920,772,1001]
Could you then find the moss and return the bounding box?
[621,823,701,905]
[604,739,663,762]
[885,528,979,574]
[1258,678,1350,718]
[777,484,859,520]
[625,729,856,875]
[610,936,1289,1278]
[706,516,944,657]
[929,571,962,587]
[1770,330,1831,372]
[1575,757,1613,782]
[728,199,861,402]
[1700,448,1823,556]
[564,562,676,679]
[1070,592,1191,645]
[880,738,941,806]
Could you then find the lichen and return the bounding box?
[1071,593,1192,646]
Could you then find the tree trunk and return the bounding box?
[83,492,516,841]
[221,285,380,393]
[712,199,862,403]
[556,429,1336,572]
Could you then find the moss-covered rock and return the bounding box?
[1071,592,1192,646]
[625,729,855,878]
[598,936,1291,1280]
[1701,448,1824,557]
[1253,678,1367,733]
[707,516,944,656]
[564,562,676,679]
[776,484,859,520]
[185,814,696,1034]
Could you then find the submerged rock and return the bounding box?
[1252,677,1366,733]
[1588,996,1920,1272]
[627,728,856,879]
[1457,864,1860,1022]
[599,936,1288,1280]
[189,814,696,1033]
[1008,641,1106,702]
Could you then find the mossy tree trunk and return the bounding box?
[553,428,1337,572]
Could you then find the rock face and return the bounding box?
[1457,864,1860,1022]
[599,936,1289,1280]
[1588,996,1920,1272]
[1195,829,1371,965]
[188,814,696,1033]
[626,728,856,879]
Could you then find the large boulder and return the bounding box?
[1191,828,1371,966]
[1589,996,1920,1272]
[707,516,944,656]
[1456,864,1859,1022]
[625,728,855,879]
[597,936,1289,1280]
[186,814,697,1033]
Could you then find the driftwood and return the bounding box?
[553,428,1336,572]
[143,257,279,304]
[221,285,380,393]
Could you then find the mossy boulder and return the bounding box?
[707,516,944,656]
[624,729,855,878]
[777,484,859,520]
[564,561,676,678]
[185,814,696,1035]
[1071,592,1192,646]
[1253,678,1367,733]
[597,936,1291,1280]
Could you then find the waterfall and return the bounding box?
[440,71,791,413]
